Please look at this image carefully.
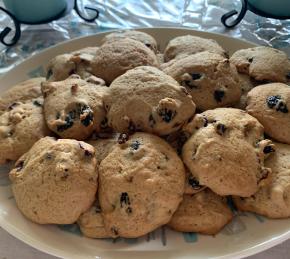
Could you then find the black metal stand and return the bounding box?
[0,0,99,47]
[221,0,290,28]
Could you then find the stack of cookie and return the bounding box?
[3,30,290,239]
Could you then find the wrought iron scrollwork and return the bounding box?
[221,0,248,28]
[0,7,21,47]
[74,0,99,22]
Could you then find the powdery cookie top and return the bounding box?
[42,77,106,140]
[9,137,97,224]
[46,47,99,82]
[164,35,226,62]
[98,132,185,238]
[101,30,158,53]
[230,46,290,83]
[0,98,51,164]
[168,190,233,234]
[246,83,290,144]
[182,108,273,197]
[78,202,110,238]
[104,66,196,136]
[234,142,290,218]
[0,77,44,115]
[163,52,241,111]
[91,38,159,84]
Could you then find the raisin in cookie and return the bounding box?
[9,137,97,224]
[230,46,290,83]
[78,201,110,238]
[101,30,158,53]
[234,142,290,218]
[182,108,273,197]
[0,98,51,164]
[46,47,99,81]
[168,190,233,234]
[184,168,206,195]
[99,132,185,238]
[42,77,106,140]
[246,83,290,144]
[164,35,226,62]
[163,51,241,111]
[0,77,44,115]
[103,66,196,136]
[91,38,159,84]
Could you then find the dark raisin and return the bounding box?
[33,100,42,107]
[163,153,169,161]
[130,140,141,150]
[120,192,130,207]
[56,112,61,119]
[45,153,53,160]
[79,143,93,157]
[118,133,129,144]
[158,108,176,123]
[216,123,227,135]
[214,90,225,103]
[15,161,24,172]
[263,146,275,154]
[111,227,119,236]
[56,110,76,132]
[46,69,53,80]
[188,176,202,190]
[149,114,156,128]
[100,117,108,129]
[126,207,132,214]
[276,101,288,113]
[203,117,208,127]
[145,43,151,48]
[267,95,281,108]
[80,105,94,127]
[191,73,202,80]
[266,95,288,113]
[286,72,290,80]
[8,102,19,110]
[248,57,253,63]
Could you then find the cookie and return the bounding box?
[101,30,158,53]
[9,137,97,224]
[230,46,290,83]
[0,98,51,164]
[91,38,159,84]
[164,35,226,62]
[184,168,206,195]
[103,66,196,136]
[234,74,257,110]
[98,132,185,238]
[87,135,118,165]
[42,77,106,140]
[234,142,290,218]
[168,190,233,234]
[246,83,290,144]
[78,201,110,238]
[182,108,273,197]
[0,77,44,115]
[162,51,241,111]
[46,47,99,81]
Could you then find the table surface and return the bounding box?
[1,0,290,258]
